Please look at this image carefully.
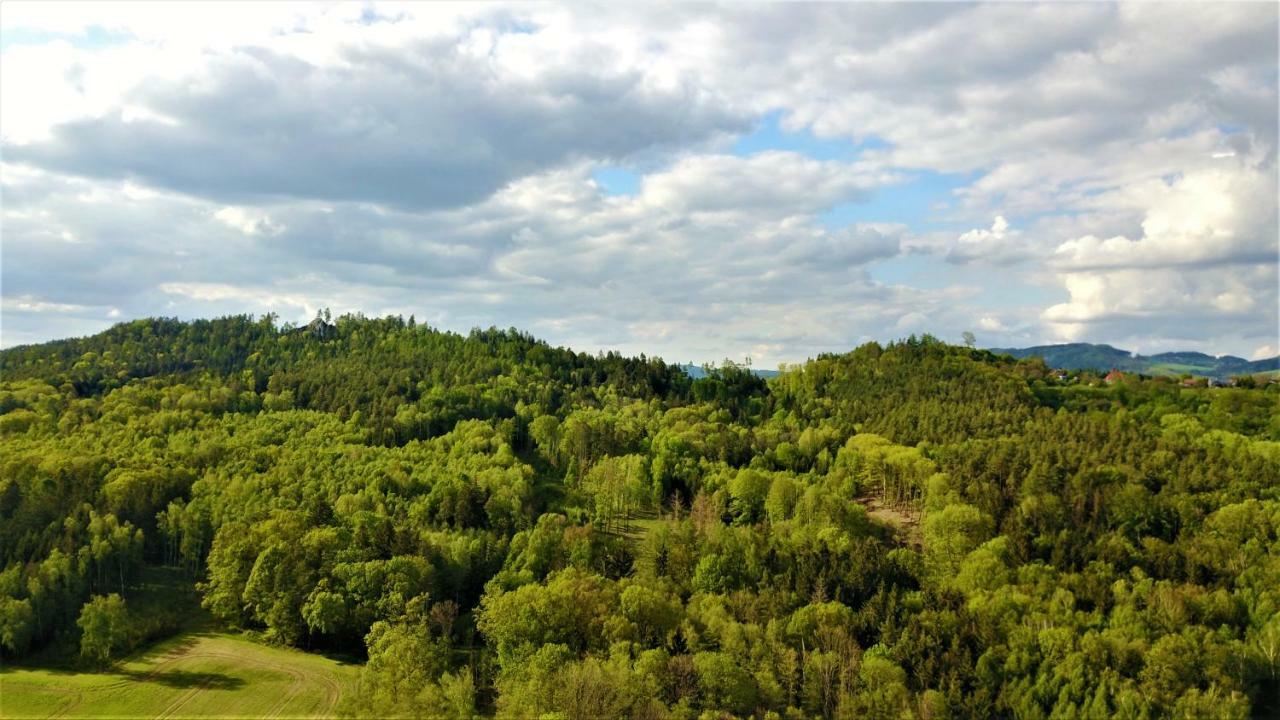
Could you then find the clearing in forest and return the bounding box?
[856,496,923,546]
[0,631,358,719]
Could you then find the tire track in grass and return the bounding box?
[316,664,343,718]
[250,651,343,718]
[146,648,338,719]
[153,674,216,720]
[29,684,82,720]
[259,660,305,719]
[187,648,345,717]
[137,649,301,719]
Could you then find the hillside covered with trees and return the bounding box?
[1,314,1278,719]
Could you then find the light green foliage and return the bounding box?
[342,599,472,719]
[693,651,758,715]
[844,650,913,719]
[0,596,35,657]
[581,454,650,530]
[728,468,771,522]
[477,568,619,669]
[764,474,801,523]
[833,433,936,506]
[528,415,561,466]
[617,580,683,647]
[952,536,1013,595]
[923,503,995,574]
[77,593,130,666]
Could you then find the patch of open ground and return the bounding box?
[617,508,664,543]
[0,630,357,719]
[856,496,922,546]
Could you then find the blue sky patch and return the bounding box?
[591,167,641,197]
[821,170,975,231]
[731,110,879,161]
[0,25,134,52]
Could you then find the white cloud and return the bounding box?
[637,152,894,216]
[214,206,284,236]
[1043,264,1276,345]
[1036,156,1277,352]
[1052,162,1277,270]
[2,4,748,210]
[977,316,1007,332]
[895,312,928,331]
[1,3,1276,360]
[0,149,922,363]
[947,216,1037,265]
[159,281,310,309]
[2,296,91,313]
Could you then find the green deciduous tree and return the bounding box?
[77,594,129,667]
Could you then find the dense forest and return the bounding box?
[1,314,1278,719]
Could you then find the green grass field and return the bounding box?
[0,630,359,719]
[0,567,358,719]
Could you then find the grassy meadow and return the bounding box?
[0,567,358,719]
[0,631,358,719]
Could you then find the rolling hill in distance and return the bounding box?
[680,343,1278,381]
[679,364,780,380]
[988,342,1280,379]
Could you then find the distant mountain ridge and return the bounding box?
[680,363,780,379]
[990,342,1280,379]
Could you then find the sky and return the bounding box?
[1,2,1277,366]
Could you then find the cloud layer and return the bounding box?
[2,2,1277,363]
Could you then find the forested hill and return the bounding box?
[0,314,693,444]
[2,315,1279,719]
[991,341,1280,379]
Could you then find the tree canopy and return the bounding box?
[2,316,1277,717]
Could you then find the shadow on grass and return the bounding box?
[129,668,246,690]
[2,628,216,677]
